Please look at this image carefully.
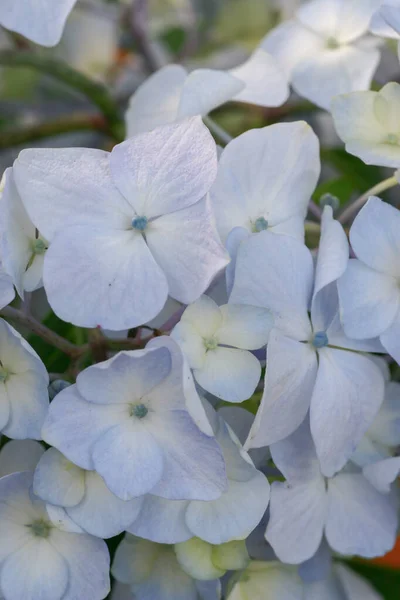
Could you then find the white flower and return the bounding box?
[261,0,382,110]
[125,51,289,136]
[338,196,400,363]
[128,413,270,545]
[0,168,48,296]
[171,295,273,402]
[0,471,110,600]
[112,535,222,600]
[0,439,44,477]
[13,118,228,330]
[42,338,227,501]
[210,121,321,244]
[265,419,398,564]
[0,0,78,47]
[33,448,144,539]
[0,318,49,439]
[227,560,383,600]
[230,206,385,476]
[331,83,400,167]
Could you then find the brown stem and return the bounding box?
[0,307,87,358]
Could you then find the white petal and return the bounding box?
[1,538,69,600]
[43,226,169,329]
[125,65,186,136]
[218,304,273,349]
[195,347,261,403]
[0,440,44,477]
[175,538,225,580]
[67,471,144,538]
[146,336,215,436]
[77,346,171,405]
[296,0,341,38]
[112,535,159,585]
[297,0,379,43]
[14,148,129,241]
[211,122,320,243]
[178,69,244,117]
[0,384,10,432]
[46,504,84,534]
[0,168,37,297]
[311,206,349,331]
[0,472,44,562]
[381,305,400,363]
[270,418,322,485]
[326,473,397,557]
[2,370,49,440]
[171,322,207,370]
[230,49,289,107]
[381,2,400,35]
[0,319,47,379]
[50,528,110,600]
[311,349,384,477]
[246,330,318,448]
[230,232,314,340]
[92,423,164,500]
[292,46,380,111]
[138,545,201,599]
[146,197,228,304]
[338,259,399,339]
[261,20,325,79]
[225,227,251,297]
[0,269,15,310]
[179,295,222,338]
[186,471,269,544]
[331,91,381,141]
[42,385,126,470]
[363,456,400,493]
[228,562,303,600]
[128,496,192,543]
[33,448,85,507]
[265,478,327,564]
[370,7,400,38]
[24,253,45,293]
[351,197,400,277]
[0,0,78,46]
[146,409,227,501]
[110,117,217,218]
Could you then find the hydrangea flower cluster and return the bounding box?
[2,0,400,598]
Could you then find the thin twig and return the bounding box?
[0,306,87,358]
[338,175,399,224]
[0,51,125,141]
[308,200,322,220]
[0,113,111,150]
[130,0,163,73]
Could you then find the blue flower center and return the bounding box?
[132,216,148,231]
[130,403,148,419]
[203,336,219,351]
[253,217,269,232]
[312,331,329,349]
[28,519,52,538]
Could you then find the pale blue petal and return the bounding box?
[265,478,327,564]
[326,473,397,557]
